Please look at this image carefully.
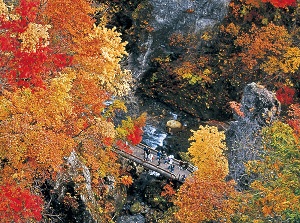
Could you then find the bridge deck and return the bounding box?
[114,143,197,182]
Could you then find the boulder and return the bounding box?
[166,119,183,133]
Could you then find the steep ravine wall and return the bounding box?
[128,0,231,79]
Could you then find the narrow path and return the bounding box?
[114,143,197,182]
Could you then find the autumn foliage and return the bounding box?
[236,122,300,222]
[276,86,296,105]
[287,103,300,135]
[174,126,237,223]
[262,0,297,8]
[0,0,72,89]
[0,0,135,221]
[245,0,297,8]
[0,183,43,223]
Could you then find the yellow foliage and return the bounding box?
[261,47,300,75]
[74,25,132,96]
[281,47,300,73]
[104,99,127,118]
[19,23,51,52]
[0,0,8,16]
[188,125,228,179]
[201,31,212,41]
[174,173,237,223]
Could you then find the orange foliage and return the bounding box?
[42,0,95,52]
[0,0,133,221]
[174,174,237,223]
[229,101,245,117]
[161,183,176,198]
[175,126,237,222]
[235,23,291,70]
[287,103,300,135]
[0,86,75,186]
[244,0,263,7]
[120,175,133,186]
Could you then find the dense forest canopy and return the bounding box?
[0,0,299,222]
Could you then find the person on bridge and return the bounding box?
[148,153,153,162]
[156,150,162,160]
[179,160,184,170]
[143,147,149,161]
[181,174,186,181]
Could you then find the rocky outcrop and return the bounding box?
[226,83,281,190]
[117,214,145,223]
[129,0,230,78]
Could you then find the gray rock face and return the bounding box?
[241,83,281,125]
[226,83,281,190]
[54,151,98,222]
[151,0,229,32]
[117,214,146,223]
[129,0,230,78]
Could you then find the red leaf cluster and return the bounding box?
[276,86,296,105]
[0,183,43,223]
[262,0,297,8]
[115,140,133,154]
[126,125,143,145]
[0,0,72,90]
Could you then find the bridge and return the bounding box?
[113,143,197,182]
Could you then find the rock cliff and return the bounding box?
[226,83,281,190]
[129,0,230,78]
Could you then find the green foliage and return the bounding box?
[236,121,300,222]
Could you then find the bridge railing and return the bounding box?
[137,143,197,173]
[112,147,182,181]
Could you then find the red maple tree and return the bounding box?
[262,0,297,8]
[0,183,43,223]
[0,0,72,89]
[276,86,296,105]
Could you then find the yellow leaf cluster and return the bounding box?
[173,61,212,85]
[221,22,241,37]
[0,0,8,16]
[74,25,131,96]
[188,125,228,179]
[281,47,300,73]
[19,23,51,52]
[261,47,300,75]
